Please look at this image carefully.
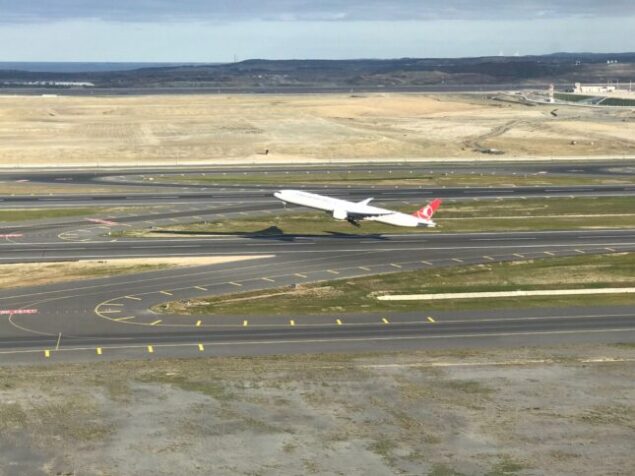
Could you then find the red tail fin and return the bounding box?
[413,199,442,220]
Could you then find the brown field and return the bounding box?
[1,345,633,475]
[0,256,265,290]
[1,93,634,167]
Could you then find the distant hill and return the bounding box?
[2,53,634,90]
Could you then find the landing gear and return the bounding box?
[347,218,360,227]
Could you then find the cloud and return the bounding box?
[1,0,634,23]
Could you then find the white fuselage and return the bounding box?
[273,190,435,227]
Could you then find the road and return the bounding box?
[0,161,634,363]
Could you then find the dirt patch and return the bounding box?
[0,255,271,290]
[1,93,634,167]
[0,345,633,475]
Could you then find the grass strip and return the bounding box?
[157,252,635,315]
[134,196,635,237]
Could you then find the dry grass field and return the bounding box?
[1,93,634,167]
[1,346,633,475]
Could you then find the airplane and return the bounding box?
[273,189,442,227]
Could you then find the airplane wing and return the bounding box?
[347,210,393,219]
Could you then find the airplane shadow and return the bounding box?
[150,225,390,242]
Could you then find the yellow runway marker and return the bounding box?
[147,345,154,353]
[100,309,121,314]
[198,344,205,352]
[196,320,202,327]
[452,258,464,263]
[421,260,432,265]
[228,282,242,287]
[290,320,296,326]
[96,347,103,355]
[114,316,135,322]
[105,303,124,307]
[294,273,307,278]
[513,253,524,258]
[262,277,275,283]
[358,266,371,271]
[483,256,495,261]
[44,350,50,358]
[382,317,390,324]
[427,316,436,323]
[544,251,555,256]
[605,247,616,252]
[150,320,162,326]
[194,286,208,291]
[327,269,340,275]
[124,296,142,301]
[575,249,585,254]
[160,291,173,296]
[243,320,249,327]
[336,319,342,325]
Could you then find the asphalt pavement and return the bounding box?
[0,161,634,363]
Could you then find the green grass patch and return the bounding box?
[485,456,528,476]
[553,93,599,103]
[157,252,635,316]
[0,207,143,223]
[599,97,635,107]
[135,196,635,237]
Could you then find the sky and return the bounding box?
[0,0,633,62]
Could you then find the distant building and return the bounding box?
[572,82,635,98]
[574,82,615,94]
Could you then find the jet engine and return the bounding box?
[332,209,348,220]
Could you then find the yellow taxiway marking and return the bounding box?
[96,347,103,355]
[390,263,402,269]
[196,320,202,327]
[228,282,242,287]
[327,269,340,275]
[513,253,524,258]
[421,260,432,265]
[150,320,162,326]
[198,344,205,352]
[575,249,585,254]
[124,296,142,301]
[358,266,371,271]
[605,247,616,252]
[104,303,124,306]
[147,345,154,353]
[194,286,208,291]
[100,309,121,314]
[243,320,249,327]
[289,320,296,326]
[160,291,173,296]
[294,273,307,278]
[452,258,464,263]
[382,317,390,324]
[483,256,495,261]
[262,277,275,282]
[114,316,135,322]
[544,251,555,256]
[427,316,436,323]
[44,350,51,358]
[336,319,343,325]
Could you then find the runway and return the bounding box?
[0,161,634,363]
